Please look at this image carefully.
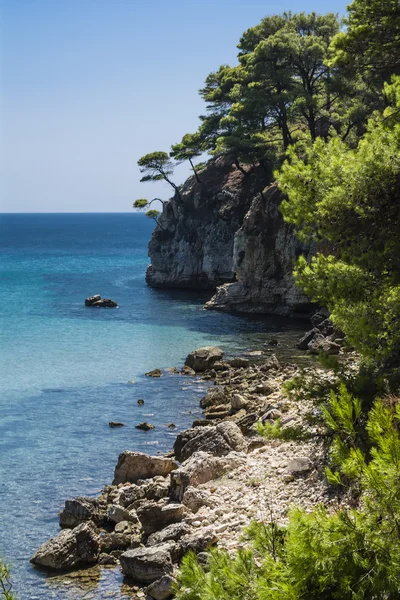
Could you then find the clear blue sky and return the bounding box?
[0,0,348,213]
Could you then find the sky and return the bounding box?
[1,0,348,213]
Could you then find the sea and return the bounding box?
[0,213,307,599]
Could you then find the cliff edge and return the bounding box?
[146,158,311,315]
[205,183,311,316]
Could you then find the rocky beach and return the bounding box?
[31,312,348,599]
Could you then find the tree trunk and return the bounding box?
[189,158,201,183]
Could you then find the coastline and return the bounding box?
[30,340,345,599]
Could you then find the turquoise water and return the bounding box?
[0,213,306,599]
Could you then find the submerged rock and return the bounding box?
[109,421,125,427]
[31,522,100,571]
[113,451,178,485]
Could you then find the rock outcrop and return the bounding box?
[146,158,270,290]
[205,183,311,315]
[30,522,100,570]
[146,158,311,315]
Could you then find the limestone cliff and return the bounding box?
[205,183,311,316]
[146,158,268,289]
[146,158,311,315]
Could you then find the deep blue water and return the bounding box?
[0,213,306,599]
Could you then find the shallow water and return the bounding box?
[0,213,307,598]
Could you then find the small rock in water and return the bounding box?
[181,365,196,376]
[167,423,176,429]
[267,338,279,346]
[135,422,155,431]
[109,421,125,428]
[137,399,145,405]
[85,294,118,308]
[145,368,162,377]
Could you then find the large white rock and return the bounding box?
[113,451,178,485]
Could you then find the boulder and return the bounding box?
[109,421,125,427]
[308,336,341,355]
[137,502,187,535]
[120,544,174,584]
[113,452,178,485]
[100,529,140,553]
[182,487,214,514]
[117,479,169,509]
[226,357,250,368]
[59,496,103,529]
[135,422,155,431]
[31,522,99,571]
[315,318,334,337]
[147,522,191,547]
[179,527,218,555]
[284,457,313,475]
[297,329,318,350]
[99,553,118,565]
[184,347,224,372]
[310,308,330,328]
[181,365,196,376]
[236,412,258,434]
[170,451,246,502]
[146,369,163,377]
[231,393,248,411]
[199,389,228,409]
[85,295,118,308]
[259,354,280,371]
[146,574,175,600]
[107,504,139,525]
[173,422,246,463]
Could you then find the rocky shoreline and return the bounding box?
[31,324,346,600]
